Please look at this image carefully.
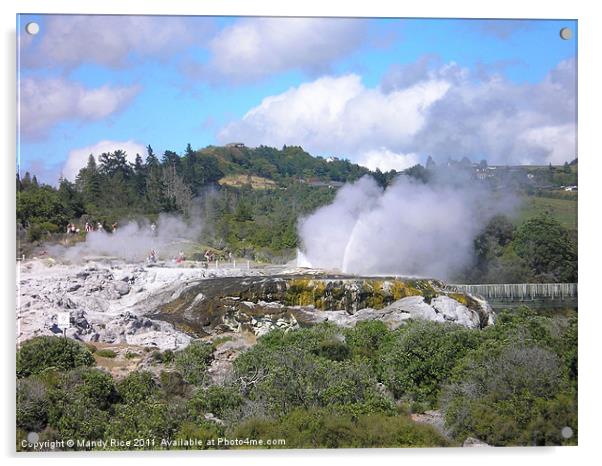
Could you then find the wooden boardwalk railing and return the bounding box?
[445,283,577,301]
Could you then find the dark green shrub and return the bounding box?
[442,344,573,446]
[344,320,393,361]
[187,385,244,420]
[118,371,158,404]
[55,399,111,443]
[378,321,481,406]
[513,214,577,282]
[48,368,118,416]
[313,336,350,361]
[27,222,59,242]
[103,401,181,449]
[17,336,95,378]
[174,341,214,385]
[45,368,118,442]
[233,344,393,417]
[173,421,223,449]
[231,408,448,448]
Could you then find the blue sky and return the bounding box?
[17,15,577,184]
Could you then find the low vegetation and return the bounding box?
[17,307,577,450]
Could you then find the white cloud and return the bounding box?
[63,140,146,181]
[218,58,576,167]
[359,149,420,172]
[19,77,140,140]
[218,74,449,155]
[204,18,367,82]
[520,124,576,165]
[21,16,210,69]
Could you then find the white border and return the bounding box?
[2,1,600,465]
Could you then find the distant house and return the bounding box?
[475,168,493,180]
[226,142,246,148]
[304,178,344,188]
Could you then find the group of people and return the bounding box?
[146,249,186,265]
[203,249,217,262]
[72,222,117,234]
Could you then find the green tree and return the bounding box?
[58,178,85,219]
[17,186,69,229]
[513,214,577,282]
[75,154,102,208]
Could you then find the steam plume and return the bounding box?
[50,213,203,263]
[297,174,514,279]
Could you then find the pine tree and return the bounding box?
[182,143,195,188]
[75,154,102,208]
[133,153,147,201]
[21,172,32,191]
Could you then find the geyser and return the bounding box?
[297,174,513,279]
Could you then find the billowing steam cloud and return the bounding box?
[297,175,514,279]
[51,214,203,263]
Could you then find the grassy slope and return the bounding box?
[517,195,577,231]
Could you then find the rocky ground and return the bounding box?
[17,257,277,350]
[17,257,495,382]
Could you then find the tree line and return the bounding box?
[17,145,577,282]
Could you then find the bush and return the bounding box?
[17,337,95,378]
[173,421,223,449]
[27,222,60,242]
[95,349,117,358]
[48,368,118,416]
[378,321,481,406]
[513,214,577,282]
[482,307,575,358]
[17,377,50,432]
[160,371,188,398]
[151,349,175,364]
[103,401,182,449]
[174,341,214,385]
[344,320,393,361]
[118,371,158,404]
[46,368,118,442]
[231,408,448,448]
[442,344,573,446]
[187,385,244,421]
[233,342,393,418]
[55,399,111,443]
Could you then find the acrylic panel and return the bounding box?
[16,14,577,452]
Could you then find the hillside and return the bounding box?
[17,145,577,279]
